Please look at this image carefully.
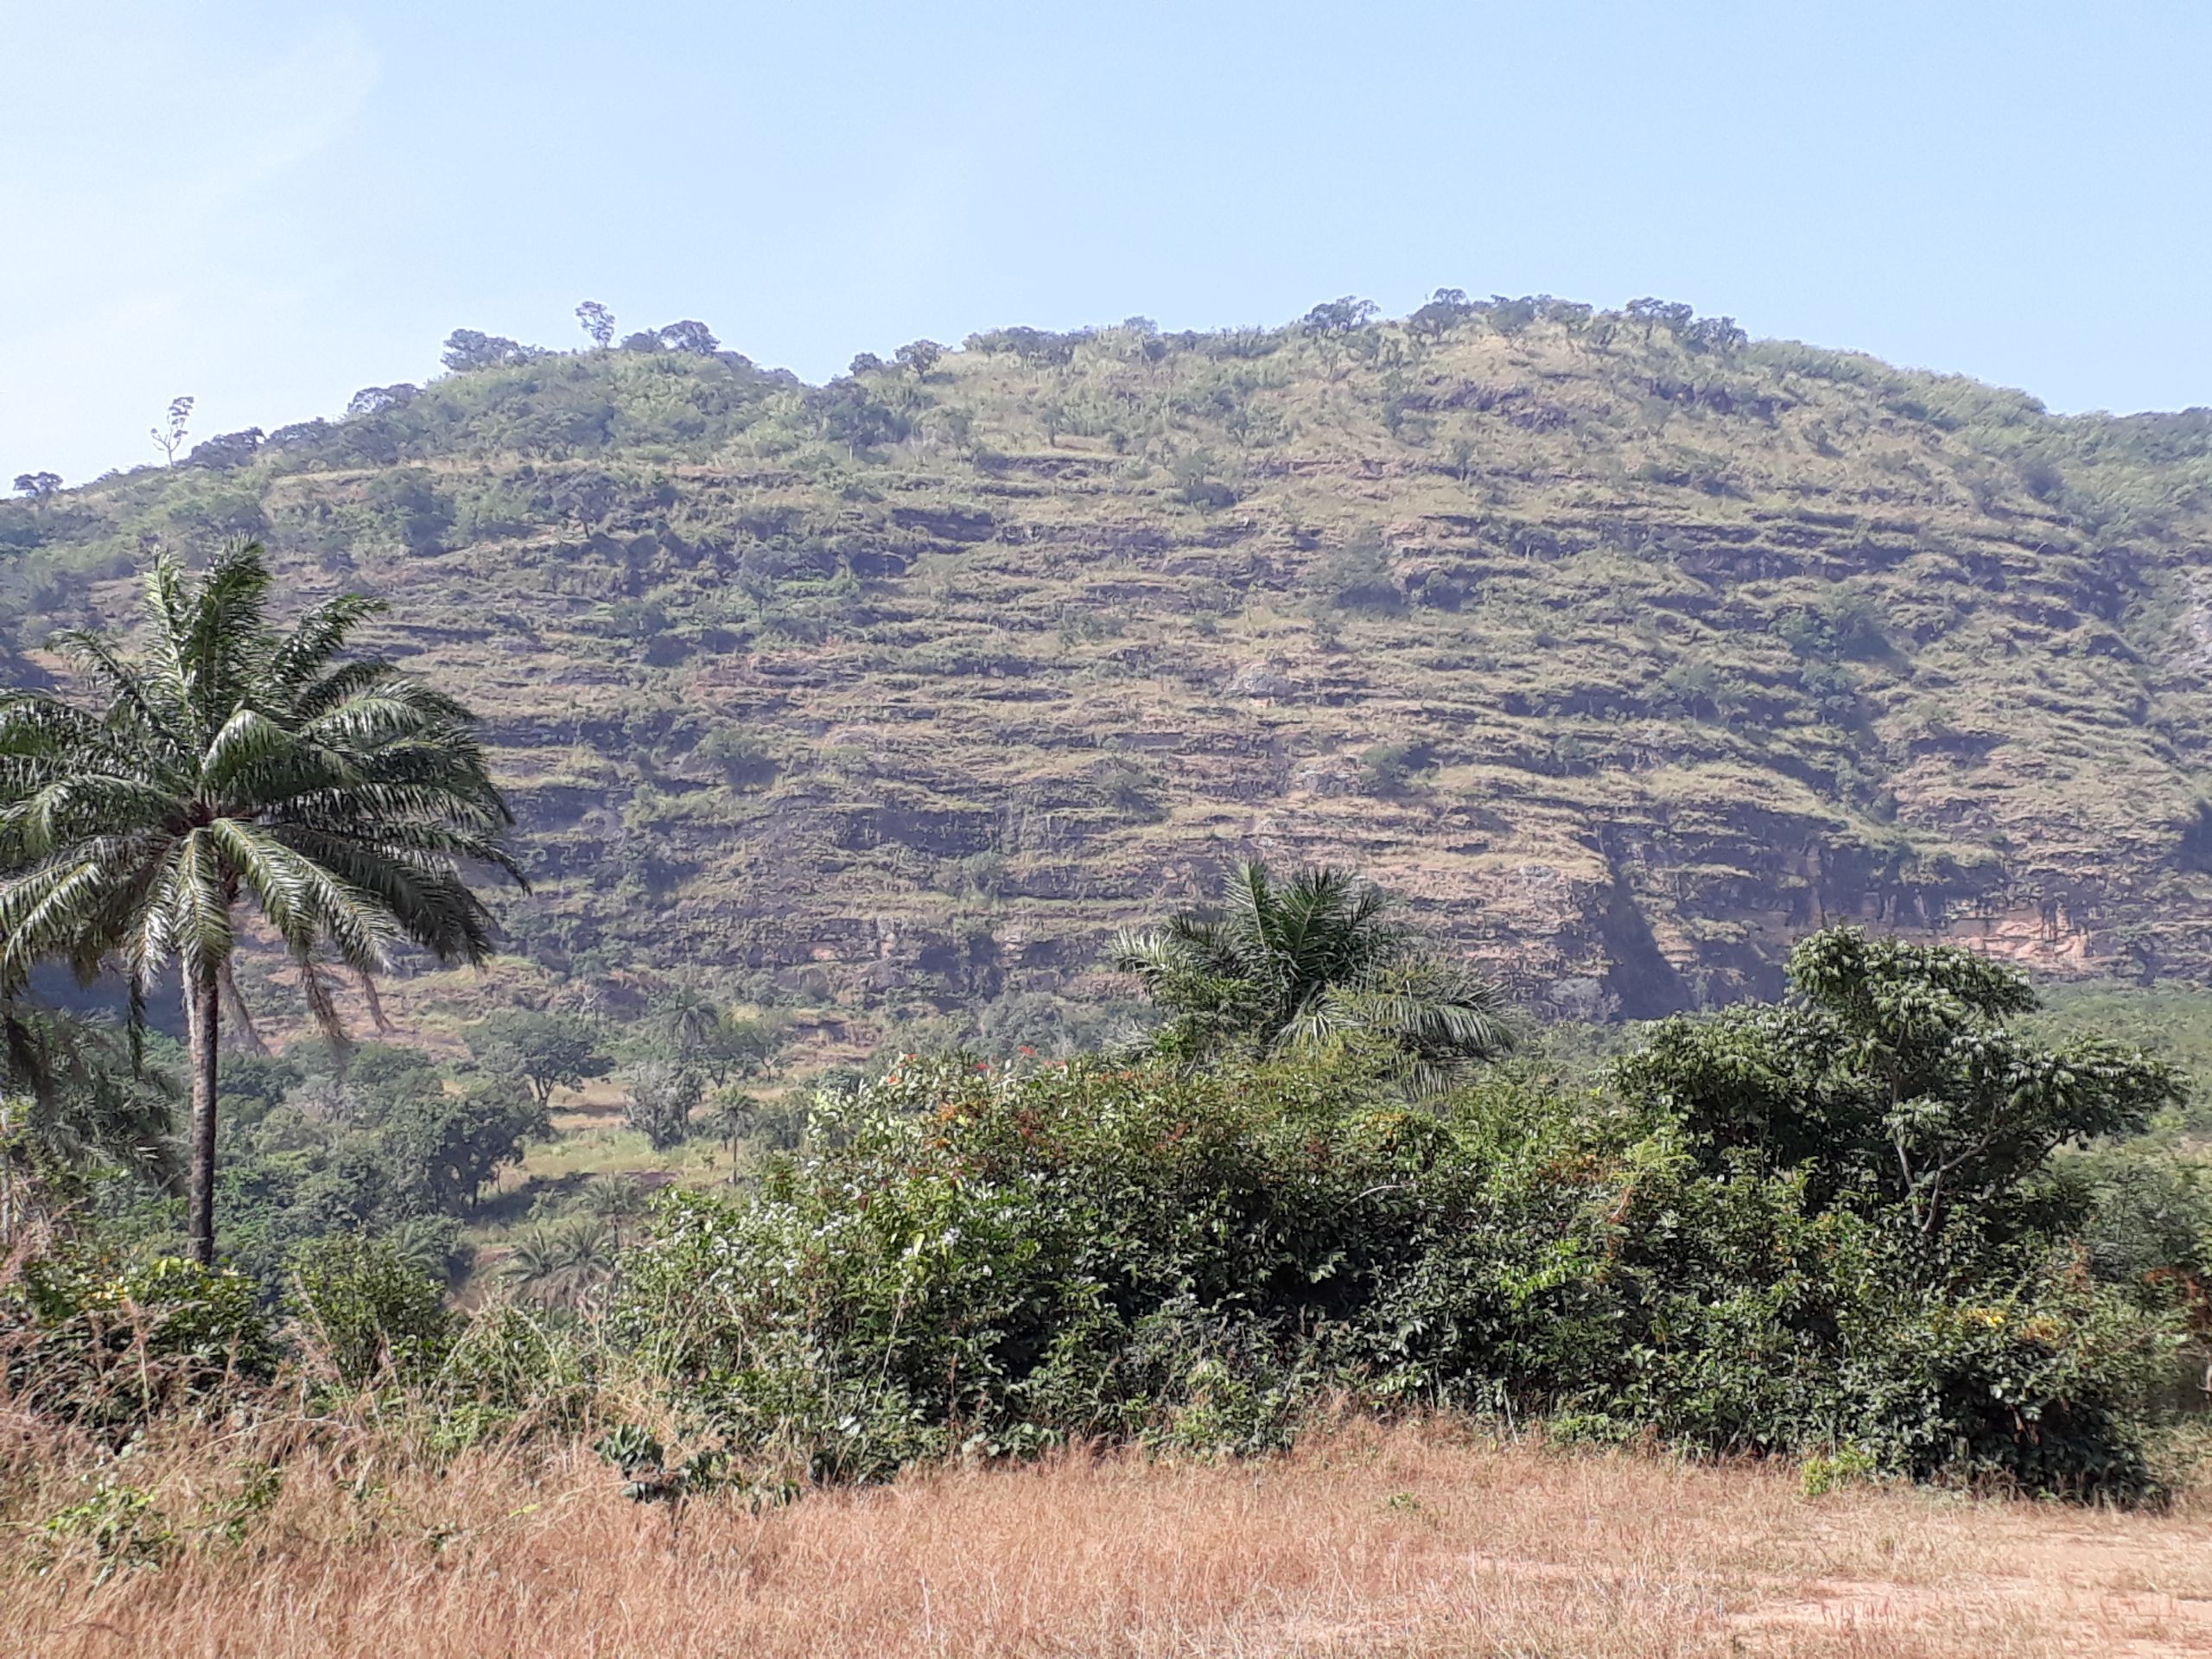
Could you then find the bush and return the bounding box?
[696,726,778,790]
[289,1233,452,1388]
[613,1054,1625,1480]
[3,1255,272,1429]
[609,930,2190,1497]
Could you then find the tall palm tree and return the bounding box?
[1110,860,1514,1094]
[0,543,523,1262]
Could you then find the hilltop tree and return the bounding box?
[656,320,720,356]
[894,339,944,378]
[11,472,60,499]
[1111,861,1514,1094]
[0,543,524,1262]
[1624,297,1694,341]
[346,385,418,419]
[1301,296,1378,334]
[1681,314,1747,354]
[575,301,617,349]
[1407,289,1473,341]
[1487,295,1541,337]
[440,329,536,372]
[188,429,264,472]
[150,397,194,466]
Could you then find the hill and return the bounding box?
[9,296,2212,1035]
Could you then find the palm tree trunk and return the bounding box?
[184,965,220,1265]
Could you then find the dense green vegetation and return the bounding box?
[6,919,2208,1503]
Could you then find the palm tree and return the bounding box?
[700,1083,759,1179]
[496,1217,617,1311]
[1110,860,1514,1094]
[0,1003,179,1249]
[0,543,523,1262]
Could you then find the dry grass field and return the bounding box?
[8,1418,2211,1658]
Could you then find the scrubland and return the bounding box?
[8,1416,2210,1658]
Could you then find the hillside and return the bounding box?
[9,296,2212,1033]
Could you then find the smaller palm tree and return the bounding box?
[577,1173,649,1243]
[1111,860,1513,1094]
[700,1084,765,1179]
[0,1004,178,1249]
[497,1217,618,1312]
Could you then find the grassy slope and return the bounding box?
[9,305,2212,1039]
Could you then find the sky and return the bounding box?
[5,0,2210,486]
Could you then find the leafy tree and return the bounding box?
[1301,296,1378,334]
[656,320,720,356]
[289,1231,451,1385]
[345,385,419,420]
[1406,288,1472,341]
[1682,315,1747,354]
[894,339,944,378]
[363,468,453,556]
[623,1061,702,1151]
[12,472,60,499]
[150,397,193,466]
[693,726,776,790]
[378,1077,544,1211]
[849,352,887,376]
[1110,861,1513,1093]
[1487,294,1541,336]
[0,543,524,1262]
[1624,297,1694,341]
[1358,739,1430,796]
[188,429,264,472]
[811,378,910,452]
[601,597,670,643]
[1612,927,2183,1241]
[1172,449,1236,509]
[688,1011,780,1086]
[1318,538,1400,610]
[440,329,536,372]
[465,1009,607,1109]
[575,301,616,349]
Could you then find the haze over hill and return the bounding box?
[9,294,2212,1032]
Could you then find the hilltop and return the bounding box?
[8,295,2212,1036]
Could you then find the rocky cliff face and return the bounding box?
[10,307,2212,1026]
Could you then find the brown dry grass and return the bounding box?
[7,1419,2212,1658]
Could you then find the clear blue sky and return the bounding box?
[7,1,2210,486]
